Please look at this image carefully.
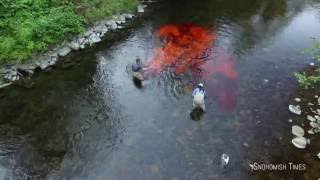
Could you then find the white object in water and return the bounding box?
[307,115,316,122]
[289,105,302,115]
[291,137,308,149]
[292,125,305,137]
[221,153,230,167]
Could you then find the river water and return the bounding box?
[1,0,320,179]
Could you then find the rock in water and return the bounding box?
[310,122,320,128]
[308,129,315,134]
[307,115,316,122]
[317,152,320,159]
[221,153,230,167]
[294,98,301,102]
[292,137,307,149]
[289,105,302,115]
[292,125,305,137]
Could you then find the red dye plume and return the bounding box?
[149,24,216,74]
[148,24,238,112]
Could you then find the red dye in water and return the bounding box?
[148,24,238,111]
[149,24,215,74]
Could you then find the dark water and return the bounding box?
[1,0,320,179]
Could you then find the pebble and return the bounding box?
[307,115,316,122]
[308,129,314,135]
[288,119,293,123]
[243,142,249,147]
[310,122,320,128]
[294,98,301,102]
[317,152,320,159]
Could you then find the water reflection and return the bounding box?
[0,0,319,179]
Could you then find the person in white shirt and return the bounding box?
[192,83,207,112]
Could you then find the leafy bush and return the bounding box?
[294,72,320,89]
[295,39,320,89]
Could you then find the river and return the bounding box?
[0,0,320,179]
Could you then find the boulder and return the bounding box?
[68,41,80,51]
[89,33,101,44]
[58,46,71,57]
[40,61,50,70]
[292,137,307,149]
[292,125,305,137]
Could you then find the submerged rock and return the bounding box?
[292,137,308,149]
[289,105,302,115]
[307,115,316,122]
[317,152,320,159]
[308,102,315,106]
[292,125,305,137]
[310,122,320,128]
[308,129,315,135]
[294,98,301,102]
[0,82,12,89]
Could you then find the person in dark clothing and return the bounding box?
[132,58,145,81]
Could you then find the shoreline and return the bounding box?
[0,3,149,89]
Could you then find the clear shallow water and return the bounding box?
[1,0,320,179]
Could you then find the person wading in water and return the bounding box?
[132,58,145,81]
[192,83,207,112]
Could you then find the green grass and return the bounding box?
[73,0,139,22]
[0,0,138,63]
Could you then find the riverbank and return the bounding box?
[0,0,148,89]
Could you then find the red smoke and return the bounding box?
[148,24,238,111]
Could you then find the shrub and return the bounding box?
[295,39,320,89]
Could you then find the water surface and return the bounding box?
[1,0,320,179]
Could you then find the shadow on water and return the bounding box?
[0,0,320,179]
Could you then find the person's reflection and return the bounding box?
[190,108,204,121]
